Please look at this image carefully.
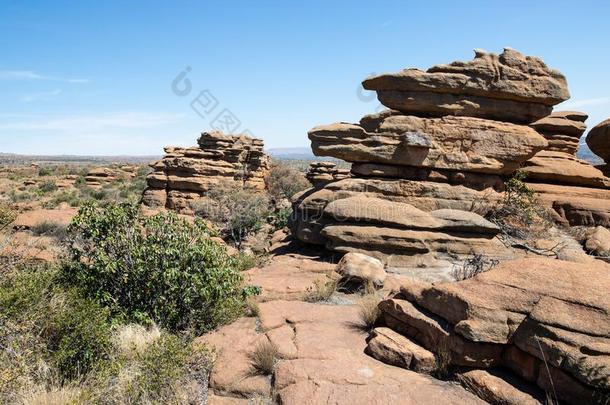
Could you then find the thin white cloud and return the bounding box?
[0,70,89,83]
[0,112,185,132]
[560,97,610,109]
[20,89,62,102]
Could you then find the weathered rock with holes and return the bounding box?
[378,258,610,404]
[141,131,269,214]
[362,48,569,123]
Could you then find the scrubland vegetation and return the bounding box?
[0,159,311,403]
[0,202,264,403]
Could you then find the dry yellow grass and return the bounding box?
[249,340,278,375]
[113,323,161,359]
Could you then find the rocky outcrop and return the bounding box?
[306,161,350,187]
[85,167,118,187]
[293,48,610,265]
[521,112,610,225]
[142,131,269,214]
[362,48,569,123]
[293,49,580,271]
[309,113,546,175]
[377,258,610,405]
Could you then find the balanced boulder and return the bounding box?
[363,48,569,123]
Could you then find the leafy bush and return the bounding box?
[486,171,549,239]
[503,171,536,222]
[64,202,256,333]
[0,264,111,389]
[38,167,53,177]
[266,160,310,201]
[0,202,16,231]
[42,190,81,208]
[38,180,58,194]
[194,183,271,248]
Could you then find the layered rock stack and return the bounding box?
[292,48,587,269]
[85,167,119,187]
[142,130,270,214]
[522,113,610,226]
[375,258,610,404]
[305,161,350,187]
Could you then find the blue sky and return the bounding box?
[1,0,609,155]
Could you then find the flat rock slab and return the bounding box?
[458,369,544,405]
[198,300,485,405]
[245,254,336,301]
[13,207,77,229]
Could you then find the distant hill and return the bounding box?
[266,147,314,160]
[0,153,160,166]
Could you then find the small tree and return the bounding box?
[266,160,310,201]
[194,183,271,248]
[64,202,256,333]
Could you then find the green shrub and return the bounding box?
[42,190,81,208]
[38,167,53,177]
[503,171,536,222]
[266,159,310,200]
[64,202,257,333]
[486,171,546,239]
[38,180,58,194]
[0,264,111,386]
[0,202,16,231]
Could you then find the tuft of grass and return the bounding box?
[249,340,278,375]
[357,294,381,332]
[113,324,161,360]
[30,221,67,240]
[304,277,338,302]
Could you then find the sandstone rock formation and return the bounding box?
[293,48,610,270]
[142,130,269,214]
[521,113,610,226]
[376,257,610,404]
[306,161,350,187]
[362,48,569,123]
[293,48,597,270]
[85,167,119,187]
